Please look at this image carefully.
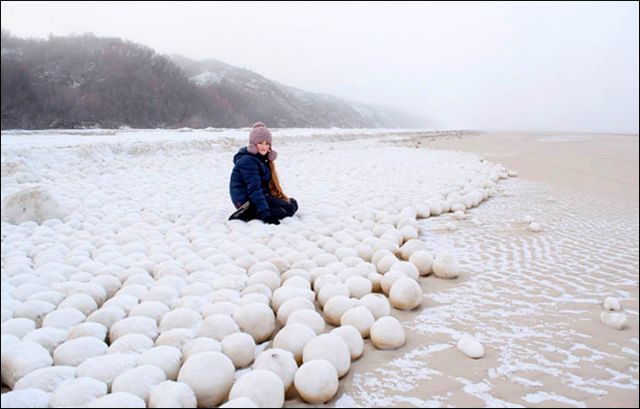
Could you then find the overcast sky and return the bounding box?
[2,1,638,133]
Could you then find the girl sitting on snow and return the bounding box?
[228,122,298,225]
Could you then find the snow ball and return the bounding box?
[600,311,629,330]
[330,325,364,360]
[340,305,374,337]
[13,365,75,392]
[345,276,372,299]
[376,254,399,275]
[229,369,284,408]
[603,297,621,311]
[235,293,270,307]
[87,391,146,408]
[410,251,433,276]
[359,293,391,320]
[73,282,108,307]
[302,334,350,378]
[370,316,405,350]
[54,336,108,366]
[282,276,311,290]
[294,360,339,404]
[202,301,239,318]
[286,309,325,335]
[177,352,235,407]
[102,294,139,314]
[527,222,542,232]
[109,316,157,342]
[248,261,279,275]
[129,301,170,323]
[399,225,419,242]
[399,239,427,261]
[313,273,339,293]
[68,322,108,340]
[13,301,56,327]
[456,337,484,359]
[112,365,167,403]
[1,185,65,224]
[148,380,197,408]
[389,261,419,280]
[182,337,221,361]
[141,286,179,307]
[222,332,256,369]
[241,283,273,299]
[371,248,394,267]
[1,388,50,408]
[318,283,350,307]
[247,271,281,292]
[432,252,460,279]
[276,297,315,325]
[108,333,154,354]
[1,318,36,339]
[75,352,139,388]
[253,348,298,392]
[221,397,258,408]
[159,308,202,333]
[138,345,183,380]
[271,287,314,312]
[380,271,406,295]
[367,272,383,292]
[233,303,276,343]
[49,377,107,407]
[1,341,53,388]
[27,290,65,307]
[322,295,356,326]
[389,277,423,310]
[155,328,195,348]
[86,306,126,329]
[272,324,316,365]
[22,327,67,354]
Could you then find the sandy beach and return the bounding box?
[1,129,638,408]
[333,131,639,407]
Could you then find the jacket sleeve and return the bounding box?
[236,156,270,215]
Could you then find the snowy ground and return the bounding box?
[1,128,637,407]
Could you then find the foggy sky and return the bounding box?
[2,1,638,133]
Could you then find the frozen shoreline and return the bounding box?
[2,129,638,408]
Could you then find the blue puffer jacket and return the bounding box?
[229,147,272,215]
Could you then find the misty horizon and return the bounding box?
[1,1,638,134]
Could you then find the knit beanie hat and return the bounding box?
[247,122,277,161]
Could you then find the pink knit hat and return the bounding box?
[247,122,277,161]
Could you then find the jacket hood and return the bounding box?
[233,146,263,164]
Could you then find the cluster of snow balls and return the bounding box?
[0,168,503,409]
[600,296,628,330]
[456,337,485,359]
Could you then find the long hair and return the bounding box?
[268,160,289,201]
